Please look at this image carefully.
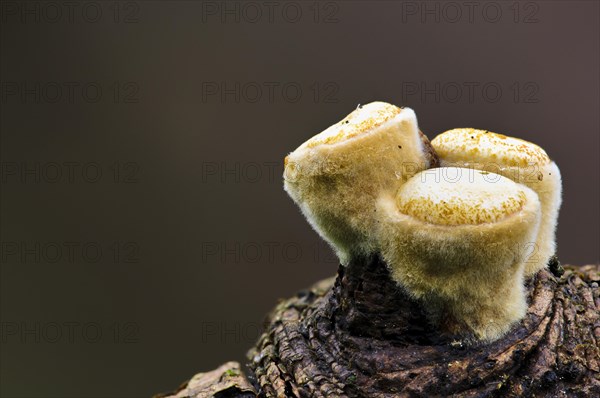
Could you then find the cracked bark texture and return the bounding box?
[157,259,599,398]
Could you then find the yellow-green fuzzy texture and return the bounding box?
[376,168,542,341]
[431,128,562,276]
[284,102,432,264]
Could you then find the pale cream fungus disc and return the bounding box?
[432,128,550,168]
[300,102,402,148]
[396,167,527,225]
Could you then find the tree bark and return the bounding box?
[157,259,599,398]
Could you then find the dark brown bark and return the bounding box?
[157,260,599,398]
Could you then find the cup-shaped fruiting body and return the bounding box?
[376,167,542,341]
[431,128,562,277]
[284,102,438,265]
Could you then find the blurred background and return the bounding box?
[1,1,598,397]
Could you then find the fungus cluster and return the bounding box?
[284,101,562,342]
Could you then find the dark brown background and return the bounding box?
[1,1,598,397]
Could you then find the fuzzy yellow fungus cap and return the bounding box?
[284,102,437,265]
[431,129,562,277]
[377,167,542,341]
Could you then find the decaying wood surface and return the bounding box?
[157,259,599,398]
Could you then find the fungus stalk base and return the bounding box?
[158,258,599,398]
